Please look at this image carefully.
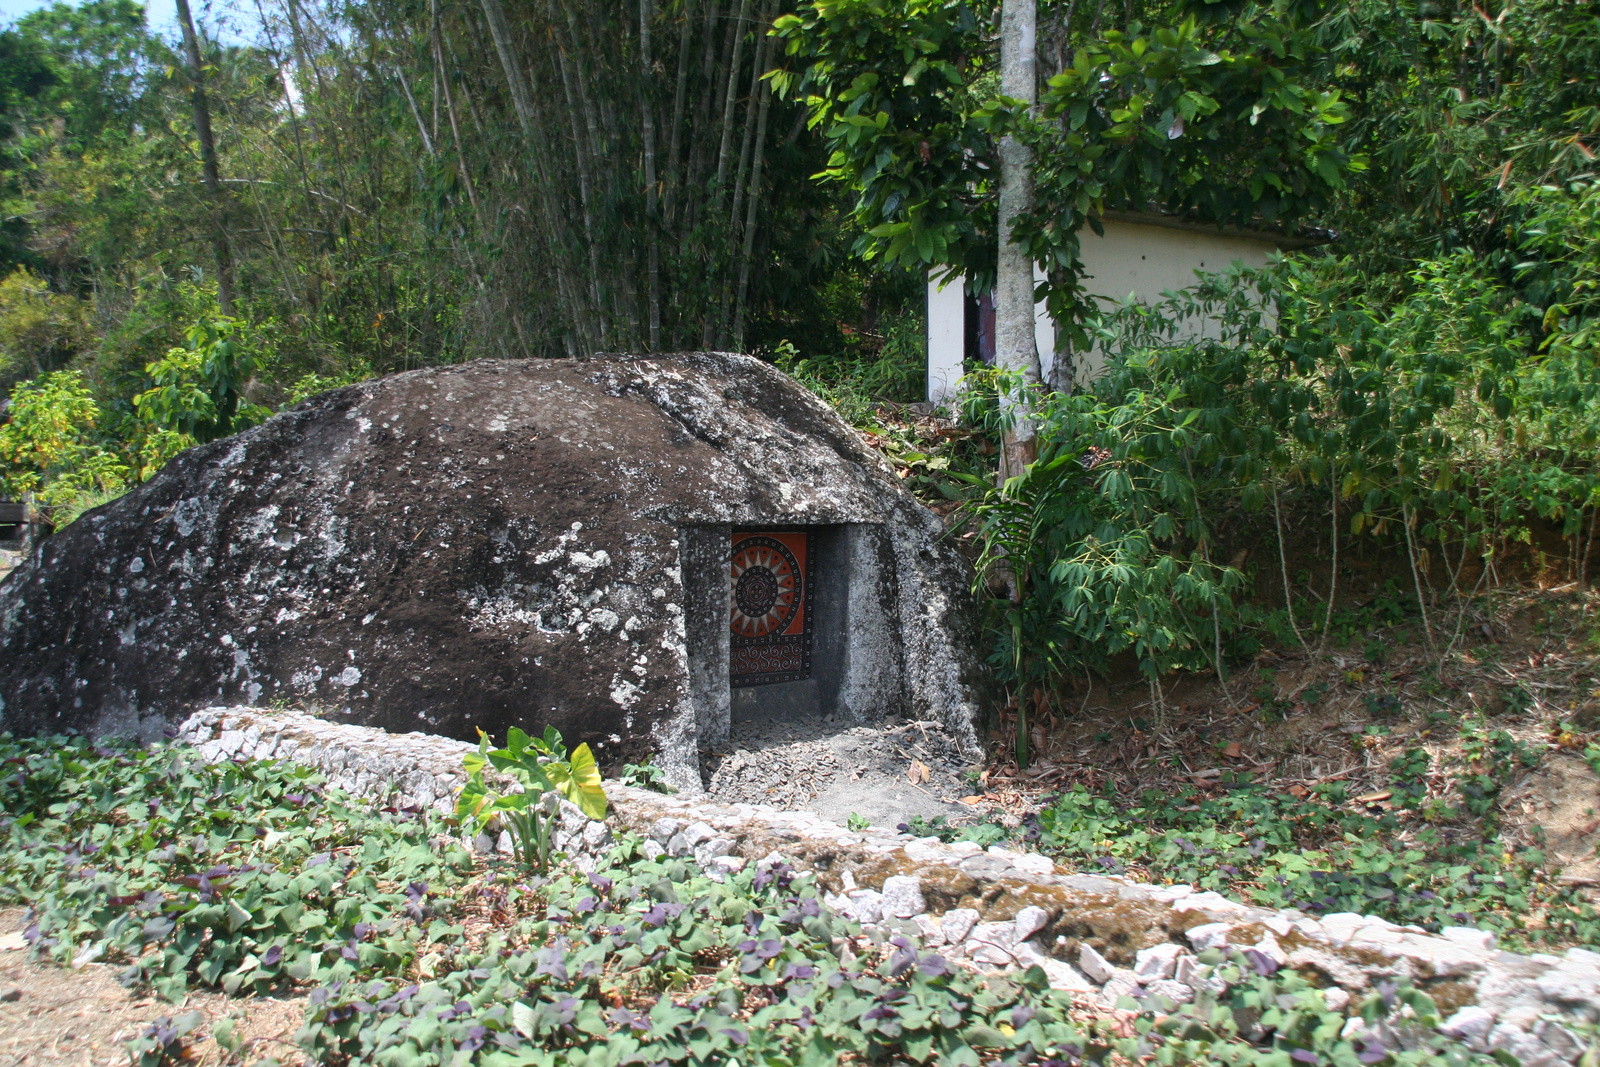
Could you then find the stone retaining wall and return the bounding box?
[179,707,1596,1067]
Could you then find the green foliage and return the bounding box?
[0,367,128,509]
[0,308,272,526]
[617,756,678,795]
[1131,951,1493,1067]
[133,315,269,445]
[0,737,1531,1067]
[1022,719,1600,944]
[953,176,1600,706]
[0,734,473,1003]
[773,302,928,429]
[773,0,1359,332]
[902,813,1009,848]
[0,266,90,390]
[457,726,608,872]
[126,1010,205,1067]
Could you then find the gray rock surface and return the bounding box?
[0,353,987,790]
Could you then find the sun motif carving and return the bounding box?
[730,537,800,638]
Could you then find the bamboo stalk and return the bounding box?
[641,0,661,349]
[713,0,752,194]
[431,0,482,219]
[702,0,752,346]
[554,0,610,348]
[730,7,775,350]
[717,1,768,345]
[477,0,538,137]
[684,0,727,238]
[663,0,695,228]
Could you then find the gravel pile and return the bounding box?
[702,716,975,828]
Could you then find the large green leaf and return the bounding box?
[548,743,607,820]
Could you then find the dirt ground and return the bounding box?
[958,583,1600,882]
[703,715,976,828]
[0,911,305,1067]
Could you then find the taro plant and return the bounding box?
[455,726,607,873]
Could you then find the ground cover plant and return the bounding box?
[915,734,1588,945]
[0,735,1522,1067]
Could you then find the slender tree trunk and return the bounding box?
[703,0,752,345]
[552,20,606,350]
[559,0,619,344]
[684,0,726,237]
[663,0,694,227]
[641,0,661,349]
[392,54,436,158]
[174,0,235,314]
[717,1,767,344]
[479,0,590,353]
[431,0,482,219]
[731,55,772,350]
[477,0,537,136]
[996,0,1041,479]
[285,0,355,235]
[713,0,752,193]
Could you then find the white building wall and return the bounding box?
[926,215,1287,402]
[1071,216,1280,384]
[926,274,965,405]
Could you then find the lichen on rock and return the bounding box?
[0,353,987,788]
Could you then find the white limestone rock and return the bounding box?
[1100,968,1142,1008]
[846,889,885,925]
[880,876,925,919]
[1144,979,1194,1005]
[1535,1020,1585,1062]
[1079,944,1114,984]
[966,922,1018,967]
[1185,923,1233,951]
[693,838,734,867]
[1439,926,1497,953]
[1013,905,1049,943]
[1134,942,1184,982]
[913,914,946,947]
[1490,1024,1566,1067]
[1536,960,1600,1018]
[1439,1006,1495,1050]
[1286,946,1371,991]
[1250,932,1288,968]
[1010,853,1056,877]
[940,908,980,945]
[1012,941,1095,992]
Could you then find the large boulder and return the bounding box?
[0,353,987,789]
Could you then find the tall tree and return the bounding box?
[173,0,234,314]
[995,0,1039,479]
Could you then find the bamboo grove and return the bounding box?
[0,0,881,400]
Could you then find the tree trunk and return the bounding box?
[477,0,537,137]
[663,0,694,228]
[996,0,1040,480]
[717,0,768,345]
[174,0,235,314]
[552,13,607,350]
[731,56,772,350]
[641,0,661,349]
